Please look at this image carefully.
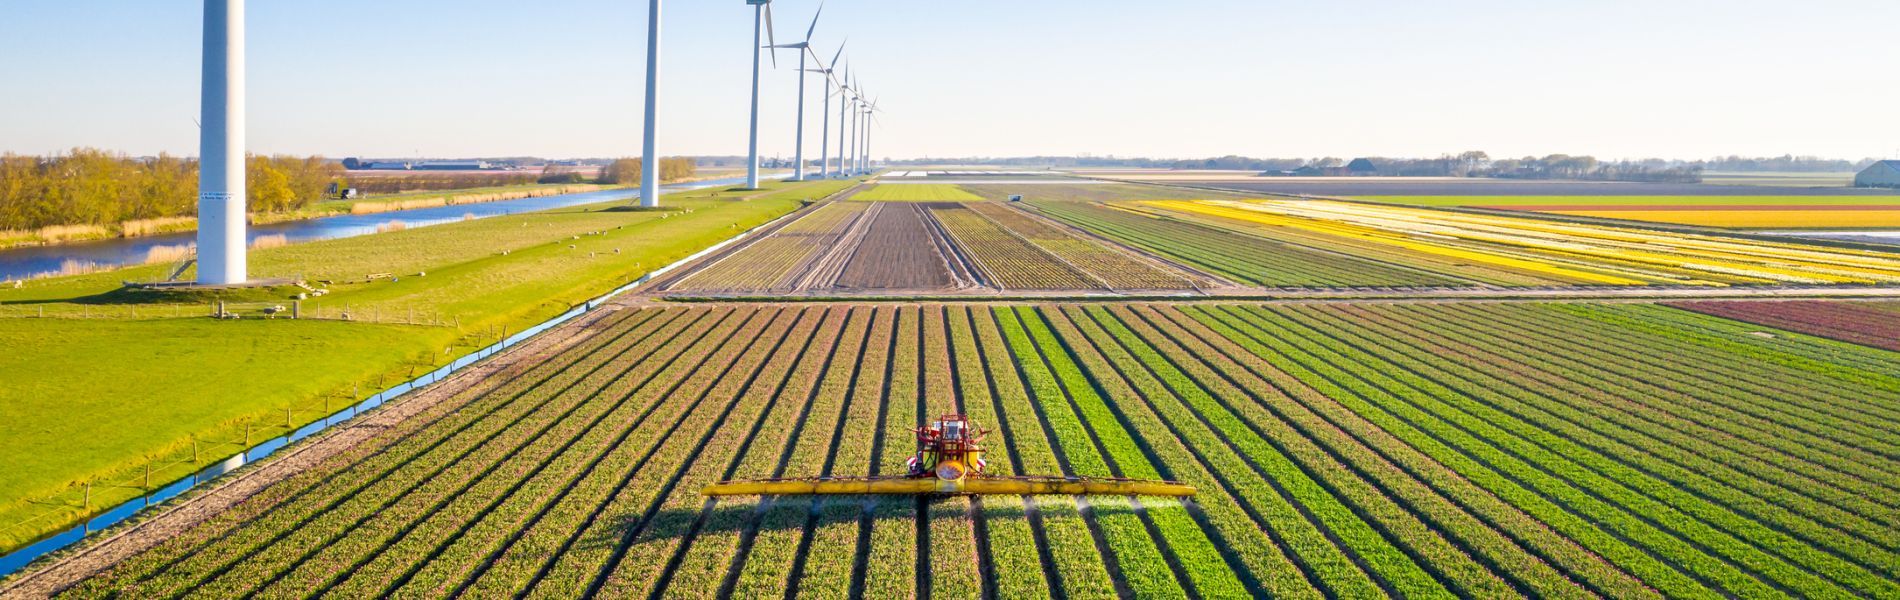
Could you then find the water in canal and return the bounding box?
[0,177,765,282]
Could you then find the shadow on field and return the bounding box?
[574,494,1176,550]
[0,284,297,306]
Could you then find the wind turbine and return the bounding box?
[198,0,246,285]
[852,91,870,175]
[847,80,863,177]
[804,41,845,181]
[743,0,775,189]
[638,0,662,208]
[768,4,822,181]
[837,68,853,179]
[861,97,879,175]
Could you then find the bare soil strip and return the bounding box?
[793,202,883,292]
[834,204,959,291]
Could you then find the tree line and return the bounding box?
[889,152,1886,180]
[0,148,342,231]
[598,157,696,185]
[0,150,701,232]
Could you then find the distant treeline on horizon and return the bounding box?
[0,149,697,234]
[887,154,1878,175]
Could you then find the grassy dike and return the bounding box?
[0,178,855,552]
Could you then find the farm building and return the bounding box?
[1856,160,1900,188]
[1345,158,1380,176]
[414,160,494,171]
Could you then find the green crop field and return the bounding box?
[52,302,1900,598]
[0,179,853,551]
[850,183,985,202]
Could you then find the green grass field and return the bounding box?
[0,179,852,551]
[850,183,984,202]
[1362,195,1900,207]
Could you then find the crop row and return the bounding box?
[1669,300,1900,353]
[1027,199,1484,288]
[1321,304,1900,564]
[1158,199,1900,286]
[58,307,675,597]
[965,202,1197,290]
[62,302,1899,599]
[1182,303,1900,598]
[670,202,869,292]
[929,204,1104,290]
[89,306,710,598]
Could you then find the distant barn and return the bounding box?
[1857,160,1900,189]
[1345,158,1379,176]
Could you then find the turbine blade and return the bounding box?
[829,40,847,69]
[805,3,823,42]
[764,4,778,68]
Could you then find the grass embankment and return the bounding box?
[0,178,852,552]
[850,183,984,202]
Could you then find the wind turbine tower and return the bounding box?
[837,70,852,178]
[639,0,663,208]
[846,84,859,177]
[197,0,246,285]
[744,0,774,189]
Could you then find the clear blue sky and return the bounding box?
[2,0,1896,161]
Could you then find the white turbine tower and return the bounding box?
[862,97,879,175]
[639,0,663,208]
[197,0,246,285]
[853,92,869,175]
[846,81,860,177]
[806,42,845,181]
[838,69,853,179]
[743,0,776,189]
[768,5,823,181]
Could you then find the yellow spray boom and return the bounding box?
[702,415,1197,498]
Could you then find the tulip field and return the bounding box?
[51,301,1900,599]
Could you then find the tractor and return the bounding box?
[702,414,1196,497]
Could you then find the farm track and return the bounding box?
[22,299,1900,599]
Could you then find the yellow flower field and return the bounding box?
[1544,209,1900,229]
[1144,199,1900,286]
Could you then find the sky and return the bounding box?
[2,0,1897,162]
